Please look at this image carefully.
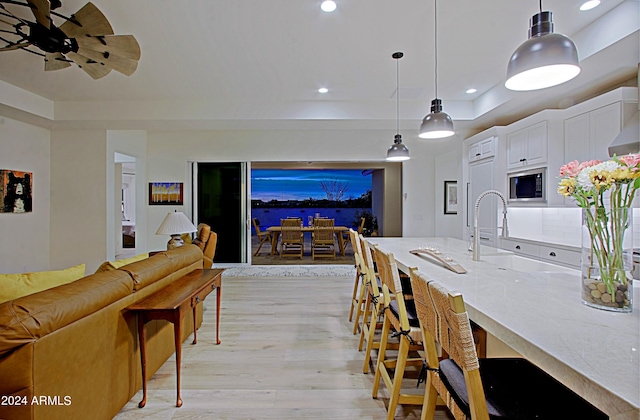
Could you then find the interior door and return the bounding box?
[196,162,247,264]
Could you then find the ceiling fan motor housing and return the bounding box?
[29,22,76,54]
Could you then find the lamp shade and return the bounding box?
[156,211,197,235]
[418,99,455,139]
[386,134,410,161]
[505,11,580,91]
[156,211,197,250]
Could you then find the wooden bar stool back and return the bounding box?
[371,247,424,419]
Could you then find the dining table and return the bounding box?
[266,225,350,256]
[365,236,639,420]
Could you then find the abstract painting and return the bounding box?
[149,182,183,205]
[0,169,32,213]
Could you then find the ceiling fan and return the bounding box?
[0,0,140,79]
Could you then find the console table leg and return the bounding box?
[173,315,183,407]
[215,286,222,344]
[191,305,197,345]
[137,315,147,408]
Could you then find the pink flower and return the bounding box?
[559,160,580,177]
[560,160,601,177]
[619,154,640,169]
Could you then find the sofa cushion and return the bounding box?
[0,264,86,305]
[119,244,203,291]
[0,270,133,358]
[95,253,149,273]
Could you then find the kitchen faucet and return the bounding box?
[472,190,508,261]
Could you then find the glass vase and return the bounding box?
[581,207,633,312]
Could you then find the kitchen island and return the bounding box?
[366,237,639,420]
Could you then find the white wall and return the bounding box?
[50,130,108,272]
[0,116,50,273]
[434,148,463,239]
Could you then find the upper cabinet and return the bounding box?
[468,136,495,162]
[506,121,547,170]
[564,102,622,163]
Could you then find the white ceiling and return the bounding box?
[0,0,638,138]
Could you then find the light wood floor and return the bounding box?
[115,274,454,419]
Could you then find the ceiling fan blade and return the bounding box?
[75,34,140,60]
[76,46,137,76]
[0,41,31,51]
[26,0,50,29]
[59,2,113,38]
[44,51,70,71]
[66,51,111,79]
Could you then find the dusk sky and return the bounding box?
[251,169,372,201]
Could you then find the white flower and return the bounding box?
[576,160,621,190]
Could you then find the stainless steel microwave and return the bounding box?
[508,168,546,202]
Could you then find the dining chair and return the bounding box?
[311,217,336,259]
[348,229,365,324]
[342,216,365,252]
[372,247,424,419]
[279,218,304,259]
[252,217,273,256]
[410,270,607,420]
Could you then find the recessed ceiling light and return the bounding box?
[580,0,600,11]
[466,88,477,94]
[320,1,337,12]
[318,87,328,93]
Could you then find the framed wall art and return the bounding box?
[0,169,32,213]
[149,182,183,205]
[444,180,458,215]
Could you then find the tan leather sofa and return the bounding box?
[0,245,205,420]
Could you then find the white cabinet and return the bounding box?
[564,102,621,163]
[468,137,495,162]
[499,238,581,268]
[506,122,547,170]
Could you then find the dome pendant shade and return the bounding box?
[418,99,455,139]
[387,134,410,161]
[505,11,580,91]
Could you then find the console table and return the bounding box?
[128,268,224,408]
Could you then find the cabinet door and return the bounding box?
[468,143,481,162]
[590,103,621,161]
[479,137,494,159]
[468,159,496,247]
[564,112,591,163]
[525,122,547,167]
[507,130,528,169]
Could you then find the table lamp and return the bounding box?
[156,211,197,249]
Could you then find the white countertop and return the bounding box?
[366,237,639,420]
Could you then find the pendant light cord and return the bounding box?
[396,56,400,135]
[434,0,438,99]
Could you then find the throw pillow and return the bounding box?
[0,263,86,304]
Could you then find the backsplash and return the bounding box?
[507,207,640,249]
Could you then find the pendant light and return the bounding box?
[505,1,581,91]
[418,0,454,139]
[386,51,410,161]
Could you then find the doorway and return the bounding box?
[196,162,247,264]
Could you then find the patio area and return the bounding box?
[251,233,356,265]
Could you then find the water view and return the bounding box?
[251,168,373,233]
